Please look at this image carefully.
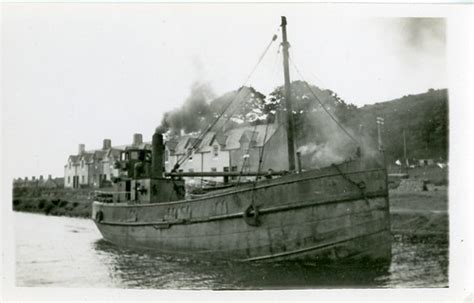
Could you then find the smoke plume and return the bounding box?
[287,82,378,169]
[158,81,215,135]
[296,109,359,169]
[297,143,345,169]
[397,18,446,52]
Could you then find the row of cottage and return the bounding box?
[64,123,288,188]
[14,175,64,188]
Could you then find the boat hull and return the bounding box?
[92,160,391,264]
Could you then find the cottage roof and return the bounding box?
[215,133,228,146]
[196,132,217,153]
[173,135,199,155]
[165,139,179,152]
[105,148,122,160]
[68,155,80,164]
[43,178,62,188]
[66,142,149,167]
[93,150,107,161]
[222,124,277,150]
[182,123,278,153]
[125,142,151,150]
[80,152,95,163]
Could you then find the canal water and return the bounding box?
[14,212,448,289]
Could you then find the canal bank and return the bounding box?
[12,187,448,237]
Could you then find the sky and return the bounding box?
[2,3,448,178]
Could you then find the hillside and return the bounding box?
[158,83,448,166]
[351,89,448,162]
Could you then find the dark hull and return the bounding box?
[92,159,391,263]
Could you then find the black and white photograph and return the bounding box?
[1,2,473,301]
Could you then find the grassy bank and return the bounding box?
[13,185,448,237]
[389,189,448,237]
[13,187,94,218]
[13,198,91,218]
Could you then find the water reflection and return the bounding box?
[93,239,390,289]
[380,235,449,288]
[15,213,448,289]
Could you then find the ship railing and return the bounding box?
[93,191,131,203]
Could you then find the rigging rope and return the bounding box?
[289,57,360,146]
[236,123,259,185]
[252,44,281,175]
[237,42,281,185]
[175,31,279,167]
[175,88,252,167]
[256,121,271,175]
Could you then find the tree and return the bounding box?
[266,80,358,145]
[209,86,267,126]
[159,85,268,136]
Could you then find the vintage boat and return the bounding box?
[92,17,392,264]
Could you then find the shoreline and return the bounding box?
[13,199,91,218]
[13,188,448,237]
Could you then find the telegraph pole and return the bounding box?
[403,129,408,173]
[376,117,384,152]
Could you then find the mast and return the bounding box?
[281,16,296,171]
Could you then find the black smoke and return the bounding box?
[397,18,446,52]
[158,84,268,136]
[158,82,215,135]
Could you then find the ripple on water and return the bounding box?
[15,212,448,289]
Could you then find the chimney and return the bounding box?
[78,144,85,154]
[39,175,44,181]
[180,129,185,137]
[48,174,52,180]
[151,130,164,178]
[32,176,36,181]
[102,139,112,150]
[25,177,28,181]
[133,133,143,146]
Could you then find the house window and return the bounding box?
[213,145,219,157]
[67,176,70,184]
[81,160,84,168]
[130,151,139,160]
[165,150,169,162]
[211,167,217,172]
